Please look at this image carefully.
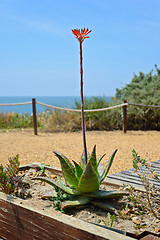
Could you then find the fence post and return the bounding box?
[122,99,127,133]
[32,98,38,135]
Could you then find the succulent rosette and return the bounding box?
[33,146,127,211]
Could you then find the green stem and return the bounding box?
[80,41,87,165]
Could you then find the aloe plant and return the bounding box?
[32,146,127,212]
[32,29,127,212]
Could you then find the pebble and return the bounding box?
[99,221,106,226]
[84,218,89,221]
[29,169,37,176]
[50,174,57,179]
[155,227,160,233]
[155,219,160,223]
[41,182,45,186]
[140,222,146,226]
[132,217,140,225]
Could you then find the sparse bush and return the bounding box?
[0,155,21,194]
[123,150,160,220]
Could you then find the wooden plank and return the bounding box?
[104,177,146,191]
[106,174,144,186]
[0,192,134,240]
[19,163,63,177]
[111,172,160,188]
[120,169,160,183]
[125,165,160,172]
[123,168,160,175]
[150,162,160,168]
[151,160,160,165]
[107,174,160,189]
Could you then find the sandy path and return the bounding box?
[0,130,160,174]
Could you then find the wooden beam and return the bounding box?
[0,192,134,240]
[32,98,38,135]
[122,100,127,133]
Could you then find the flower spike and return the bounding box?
[72,28,92,43]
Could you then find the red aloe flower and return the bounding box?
[72,28,92,43]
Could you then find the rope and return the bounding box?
[128,102,160,108]
[1,100,160,112]
[0,101,32,106]
[36,101,128,112]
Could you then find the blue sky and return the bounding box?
[1,0,160,97]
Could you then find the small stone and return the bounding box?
[99,220,106,226]
[84,218,89,221]
[155,227,160,233]
[32,172,37,177]
[132,217,140,225]
[29,169,37,176]
[50,174,57,179]
[125,208,132,215]
[18,188,21,195]
[41,182,45,186]
[140,222,146,226]
[155,219,160,223]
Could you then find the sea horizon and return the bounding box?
[0,96,111,114]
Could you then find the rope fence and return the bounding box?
[128,102,160,108]
[36,101,128,112]
[1,98,160,135]
[0,102,32,106]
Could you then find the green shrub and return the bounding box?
[0,155,20,194]
[1,65,160,131]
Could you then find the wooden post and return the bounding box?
[32,98,38,135]
[122,100,127,133]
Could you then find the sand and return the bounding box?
[0,129,160,174]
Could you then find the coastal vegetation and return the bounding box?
[0,65,160,131]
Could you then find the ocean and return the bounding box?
[0,96,111,114]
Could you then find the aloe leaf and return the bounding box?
[53,151,75,171]
[80,150,90,169]
[54,151,79,189]
[84,189,128,199]
[91,200,118,215]
[41,190,57,199]
[60,196,91,210]
[72,160,83,180]
[97,154,106,166]
[100,149,118,183]
[89,145,98,175]
[32,177,81,195]
[78,162,100,193]
[98,163,104,176]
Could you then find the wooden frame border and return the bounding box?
[0,163,135,240]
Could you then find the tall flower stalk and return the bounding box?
[72,28,92,165]
[32,28,122,211]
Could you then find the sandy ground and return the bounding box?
[0,129,160,174]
